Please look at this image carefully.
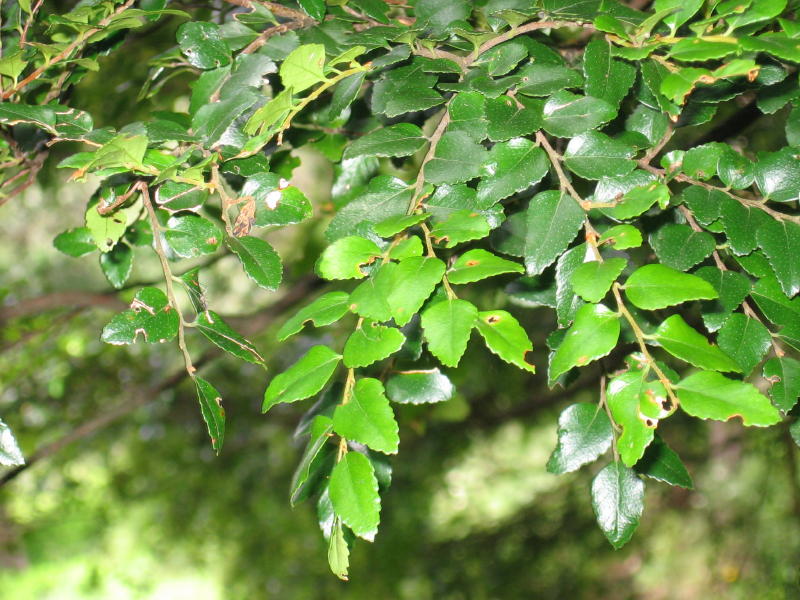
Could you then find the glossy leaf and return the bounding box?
[329,451,381,540]
[650,224,715,272]
[291,415,334,506]
[227,236,282,291]
[277,292,351,341]
[757,219,800,298]
[546,403,613,474]
[54,227,96,257]
[477,138,549,205]
[563,131,636,180]
[195,311,264,364]
[591,462,644,549]
[421,299,478,368]
[385,369,454,405]
[195,376,225,453]
[425,131,488,185]
[333,378,399,454]
[571,258,627,303]
[624,264,718,310]
[521,191,585,276]
[654,314,742,373]
[447,249,523,284]
[0,419,25,467]
[550,303,621,382]
[316,236,382,280]
[676,371,782,426]
[344,124,426,160]
[343,321,405,368]
[101,287,179,345]
[763,356,800,414]
[99,243,133,289]
[165,215,222,258]
[386,257,446,326]
[635,437,693,489]
[542,90,616,137]
[475,310,536,372]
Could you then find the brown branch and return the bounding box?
[0,292,126,322]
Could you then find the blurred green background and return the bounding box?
[1,3,800,599]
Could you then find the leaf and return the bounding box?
[386,257,446,326]
[421,299,478,367]
[54,227,96,257]
[754,147,800,203]
[195,376,225,453]
[546,403,613,474]
[329,71,366,119]
[263,345,342,413]
[328,519,350,581]
[750,276,800,342]
[280,43,326,92]
[385,369,454,405]
[719,197,769,256]
[99,243,133,289]
[177,21,231,69]
[425,131,488,185]
[563,131,636,180]
[542,90,616,137]
[226,236,282,291]
[0,103,56,133]
[101,287,179,345]
[650,224,715,272]
[517,63,584,97]
[195,311,264,364]
[676,371,782,426]
[475,310,536,372]
[654,314,741,373]
[429,209,491,248]
[349,262,395,322]
[484,95,543,141]
[333,378,399,454]
[371,63,444,117]
[694,266,751,332]
[635,437,693,489]
[316,236,383,280]
[447,249,523,284]
[763,356,800,414]
[522,190,585,276]
[555,244,587,326]
[571,258,627,303]
[416,0,471,35]
[624,264,718,310]
[669,39,739,62]
[277,292,351,341]
[682,143,725,181]
[591,462,644,549]
[156,181,208,214]
[448,91,487,141]
[757,219,800,298]
[583,38,636,109]
[603,182,669,220]
[373,213,428,238]
[681,186,725,226]
[598,225,642,250]
[716,314,772,376]
[193,89,259,147]
[343,321,405,368]
[479,40,528,76]
[625,105,669,146]
[343,124,426,160]
[291,415,334,506]
[550,303,621,382]
[298,0,325,20]
[165,215,223,258]
[477,138,549,206]
[329,451,381,540]
[0,419,25,467]
[85,204,127,253]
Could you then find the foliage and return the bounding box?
[1,0,800,582]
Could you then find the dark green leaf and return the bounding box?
[717,314,772,376]
[757,218,800,298]
[53,227,96,257]
[429,209,491,248]
[635,436,693,489]
[650,224,715,272]
[195,376,225,453]
[263,345,342,412]
[385,369,454,405]
[371,63,444,117]
[542,90,616,137]
[547,402,613,474]
[344,124,426,159]
[99,243,133,289]
[755,147,800,203]
[177,21,231,69]
[165,215,222,258]
[425,131,488,185]
[763,356,800,414]
[591,462,644,549]
[563,131,636,180]
[522,190,585,276]
[694,266,751,332]
[484,95,543,141]
[226,236,282,291]
[517,63,584,97]
[583,38,636,109]
[101,287,179,345]
[291,415,334,506]
[195,311,264,364]
[477,138,549,205]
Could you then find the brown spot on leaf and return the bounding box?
[487,315,500,324]
[466,260,479,267]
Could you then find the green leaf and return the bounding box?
[754,147,800,203]
[386,257,446,326]
[602,182,669,220]
[682,143,725,181]
[635,437,693,489]
[719,196,769,256]
[676,371,782,426]
[156,181,208,214]
[195,376,225,454]
[329,71,366,119]
[327,175,411,241]
[475,310,536,372]
[583,38,636,109]
[625,105,669,146]
[563,131,636,180]
[85,204,127,253]
[447,249,523,284]
[542,90,616,137]
[717,314,772,376]
[516,63,584,97]
[750,276,800,340]
[263,345,342,412]
[99,243,133,289]
[373,213,428,238]
[0,103,56,133]
[421,299,478,368]
[195,311,264,364]
[653,0,703,31]
[654,314,741,373]
[591,462,644,549]
[757,219,800,298]
[328,519,350,581]
[371,63,444,117]
[429,209,491,248]
[177,21,231,69]
[476,138,549,206]
[728,1,789,31]
[681,186,725,226]
[598,225,642,250]
[607,370,661,467]
[546,402,613,474]
[522,190,585,276]
[226,236,282,291]
[165,215,222,258]
[571,258,627,303]
[53,227,96,257]
[280,43,326,92]
[101,287,179,345]
[316,236,383,280]
[291,415,334,506]
[694,266,751,332]
[343,124,426,160]
[349,262,395,322]
[763,356,800,414]
[484,95,543,141]
[555,244,587,326]
[550,303,621,382]
[385,369,454,405]
[329,451,381,540]
[669,39,738,62]
[193,89,259,147]
[0,419,25,467]
[277,292,351,341]
[333,378,399,454]
[343,321,405,368]
[448,91,487,141]
[650,224,715,272]
[425,131,488,185]
[717,146,755,189]
[298,0,325,20]
[624,264,718,310]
